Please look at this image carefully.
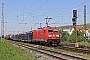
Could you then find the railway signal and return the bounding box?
[73,10,77,17]
[72,17,76,26]
[72,10,79,47]
[72,10,77,26]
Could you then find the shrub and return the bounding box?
[61,31,69,42]
[67,30,84,43]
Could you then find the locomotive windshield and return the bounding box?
[53,30,58,33]
[48,29,58,33]
[48,29,53,32]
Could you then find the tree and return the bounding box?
[67,31,76,43]
[77,30,84,42]
[67,30,84,43]
[61,30,69,42]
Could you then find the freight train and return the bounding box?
[5,26,60,45]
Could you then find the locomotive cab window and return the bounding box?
[48,29,53,32]
[53,30,58,33]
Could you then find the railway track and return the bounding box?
[6,40,90,60]
[54,44,90,54]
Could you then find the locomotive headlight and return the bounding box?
[48,35,52,37]
[56,35,59,37]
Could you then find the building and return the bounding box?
[69,26,84,35]
[70,26,90,38]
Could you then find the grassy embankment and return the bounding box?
[61,41,90,47]
[0,40,39,60]
[79,41,90,47]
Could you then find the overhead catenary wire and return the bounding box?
[21,0,49,23]
[53,0,90,17]
[21,0,38,16]
[4,0,49,34]
[4,4,31,15]
[14,0,49,27]
[4,0,90,20]
[45,0,74,14]
[4,0,49,20]
[1,0,38,17]
[25,0,38,12]
[2,0,55,16]
[4,0,38,18]
[4,0,90,35]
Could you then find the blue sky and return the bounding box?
[0,0,90,35]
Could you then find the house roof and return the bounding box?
[72,26,90,33]
[76,26,84,29]
[88,29,90,33]
[71,26,84,32]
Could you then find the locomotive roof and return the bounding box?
[33,26,59,31]
[44,26,59,29]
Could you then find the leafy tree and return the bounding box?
[77,30,84,42]
[67,31,76,43]
[61,30,69,42]
[87,36,90,42]
[67,30,84,43]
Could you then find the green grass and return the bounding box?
[79,41,90,47]
[0,40,39,60]
[61,41,90,47]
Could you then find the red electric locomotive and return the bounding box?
[33,26,60,45]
